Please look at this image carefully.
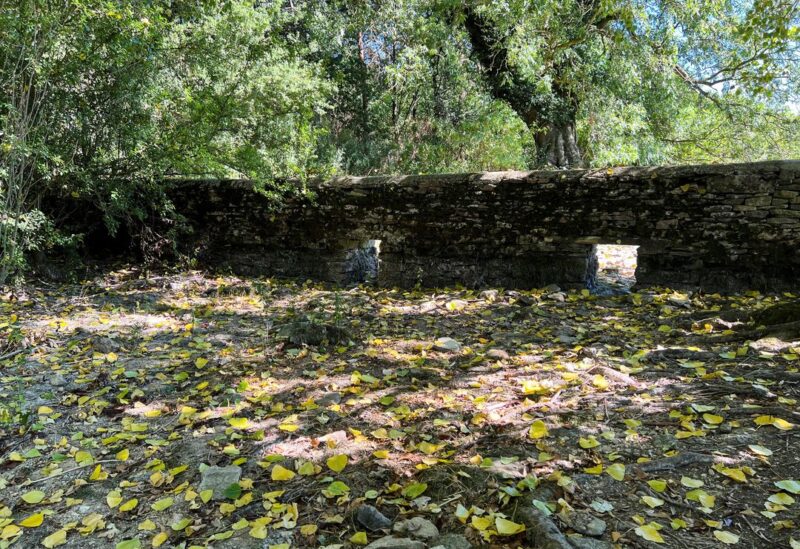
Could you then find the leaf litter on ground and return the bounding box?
[0,268,798,548]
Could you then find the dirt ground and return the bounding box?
[1,268,799,549]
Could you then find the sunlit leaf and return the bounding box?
[528,420,548,439]
[42,529,68,548]
[775,480,800,494]
[713,530,740,544]
[21,490,46,504]
[635,523,664,543]
[326,454,348,472]
[496,517,526,535]
[607,463,625,481]
[17,513,44,527]
[271,465,296,481]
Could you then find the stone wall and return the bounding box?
[170,160,800,291]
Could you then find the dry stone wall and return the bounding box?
[171,161,800,291]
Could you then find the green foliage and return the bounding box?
[0,0,798,277]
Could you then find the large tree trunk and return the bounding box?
[462,8,584,169]
[535,122,582,168]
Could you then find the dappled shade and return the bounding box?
[1,270,799,548]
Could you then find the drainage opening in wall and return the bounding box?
[344,239,381,284]
[586,244,638,295]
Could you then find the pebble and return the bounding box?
[433,337,461,352]
[93,336,120,353]
[393,517,440,541]
[486,348,510,360]
[431,533,473,549]
[198,465,242,501]
[562,511,607,537]
[364,536,425,549]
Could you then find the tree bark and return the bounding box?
[534,121,583,168]
[462,8,584,168]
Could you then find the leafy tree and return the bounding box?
[0,0,797,278]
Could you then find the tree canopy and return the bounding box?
[0,0,799,278]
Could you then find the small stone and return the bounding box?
[50,374,68,387]
[562,511,606,537]
[393,517,440,541]
[419,301,438,313]
[318,430,348,444]
[547,292,566,302]
[486,348,509,360]
[21,391,46,412]
[431,533,473,549]
[198,465,242,501]
[479,289,499,301]
[318,392,342,405]
[364,536,426,549]
[93,336,120,354]
[263,528,294,547]
[543,284,561,293]
[558,333,577,344]
[433,337,461,352]
[208,333,235,347]
[516,294,536,306]
[667,295,692,309]
[569,537,614,549]
[357,504,393,531]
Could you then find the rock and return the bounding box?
[318,430,348,445]
[518,354,545,364]
[418,301,438,313]
[21,390,47,412]
[93,336,120,353]
[433,337,461,352]
[517,507,574,549]
[667,295,692,309]
[543,284,561,293]
[208,333,235,347]
[568,537,614,549]
[516,294,537,306]
[561,511,606,537]
[750,337,793,353]
[365,536,426,549]
[557,333,577,344]
[211,533,264,549]
[479,289,499,301]
[486,348,510,360]
[50,373,68,387]
[262,527,294,547]
[431,533,473,549]
[393,517,440,541]
[357,504,393,531]
[547,292,566,302]
[198,465,242,501]
[318,392,342,405]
